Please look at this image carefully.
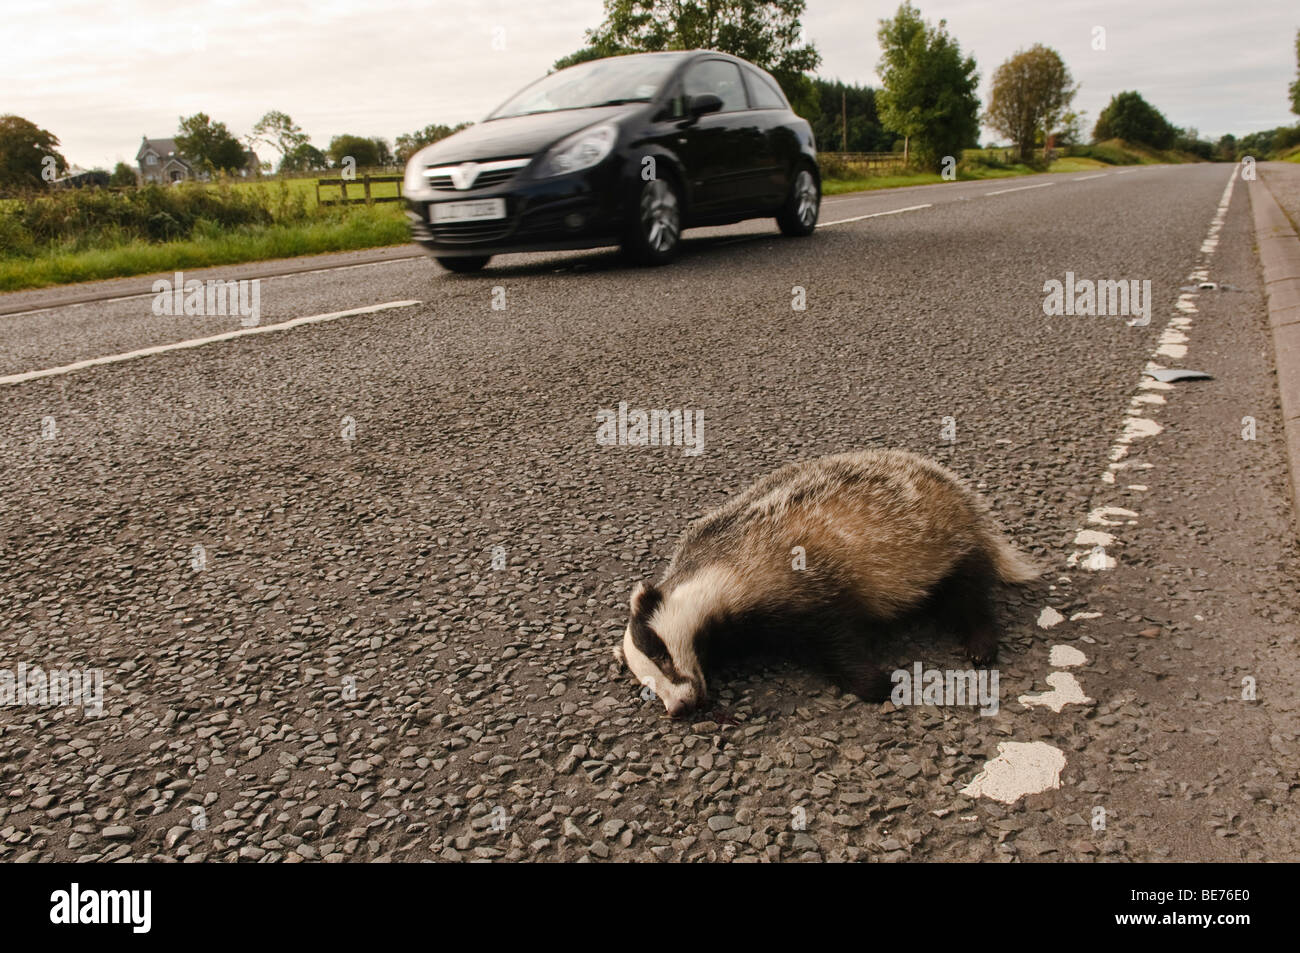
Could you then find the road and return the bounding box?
[1,165,1297,862]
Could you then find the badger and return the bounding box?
[617,449,1039,718]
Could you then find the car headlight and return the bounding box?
[404,157,428,196]
[537,123,617,177]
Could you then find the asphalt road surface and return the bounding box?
[1,165,1297,862]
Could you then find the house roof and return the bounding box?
[137,137,184,162]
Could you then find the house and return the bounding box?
[137,137,195,184]
[136,136,261,184]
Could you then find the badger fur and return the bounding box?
[618,449,1039,718]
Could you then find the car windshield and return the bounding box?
[487,55,682,120]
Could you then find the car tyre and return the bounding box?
[437,256,492,273]
[776,166,820,237]
[622,175,682,266]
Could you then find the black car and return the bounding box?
[403,50,820,271]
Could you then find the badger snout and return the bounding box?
[665,697,695,719]
[662,682,706,719]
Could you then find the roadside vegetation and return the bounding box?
[0,180,406,291]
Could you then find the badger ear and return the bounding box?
[630,581,661,617]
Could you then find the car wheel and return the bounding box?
[776,166,820,236]
[623,176,682,265]
[437,256,492,273]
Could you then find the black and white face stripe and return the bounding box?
[619,575,733,717]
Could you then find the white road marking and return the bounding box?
[1018,672,1094,712]
[0,299,421,386]
[1037,607,1066,629]
[960,742,1067,804]
[1073,529,1115,547]
[0,256,423,320]
[817,203,932,227]
[1073,173,1107,181]
[1115,168,1139,174]
[1049,645,1088,668]
[984,182,1056,196]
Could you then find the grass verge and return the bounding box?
[0,206,408,292]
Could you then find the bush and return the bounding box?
[0,181,309,257]
[1065,143,1142,165]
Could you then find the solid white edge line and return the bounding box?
[817,203,933,227]
[985,182,1056,196]
[0,299,422,386]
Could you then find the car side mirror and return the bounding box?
[687,94,723,119]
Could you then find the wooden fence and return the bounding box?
[818,151,910,174]
[316,174,404,206]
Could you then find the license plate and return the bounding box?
[430,198,506,224]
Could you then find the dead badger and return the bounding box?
[618,449,1038,717]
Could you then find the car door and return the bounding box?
[674,58,756,219]
[741,64,792,208]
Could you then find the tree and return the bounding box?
[395,123,472,163]
[251,111,310,169]
[985,45,1076,162]
[279,143,329,173]
[109,162,137,187]
[1054,110,1086,147]
[1290,29,1300,116]
[1092,91,1175,149]
[875,3,980,171]
[0,115,67,189]
[554,1,820,111]
[327,134,391,169]
[175,113,247,173]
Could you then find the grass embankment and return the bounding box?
[0,177,408,292]
[822,140,1203,196]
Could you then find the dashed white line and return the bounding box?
[984,182,1056,196]
[1073,173,1107,181]
[816,203,933,227]
[0,299,421,386]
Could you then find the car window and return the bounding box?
[744,67,786,109]
[683,60,748,112]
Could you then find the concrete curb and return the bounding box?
[1249,173,1300,522]
[0,245,424,317]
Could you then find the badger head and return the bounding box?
[616,580,707,718]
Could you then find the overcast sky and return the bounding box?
[4,0,1296,169]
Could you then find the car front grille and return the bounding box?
[427,168,518,192]
[424,158,531,193]
[430,219,513,243]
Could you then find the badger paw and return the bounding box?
[964,630,1000,666]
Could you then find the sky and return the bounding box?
[4,0,1297,170]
